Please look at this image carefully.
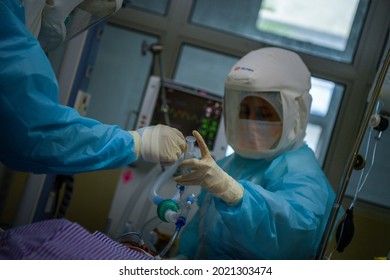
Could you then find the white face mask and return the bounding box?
[236,119,282,152]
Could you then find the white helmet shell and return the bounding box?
[224,47,312,160]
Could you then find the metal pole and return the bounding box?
[315,49,390,259]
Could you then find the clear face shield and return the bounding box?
[63,0,123,41]
[224,90,284,158]
[24,0,123,52]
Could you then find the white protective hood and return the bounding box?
[224,47,312,160]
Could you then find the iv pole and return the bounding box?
[315,49,390,259]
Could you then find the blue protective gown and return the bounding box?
[177,145,335,259]
[0,0,137,174]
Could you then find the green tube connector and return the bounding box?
[157,199,179,222]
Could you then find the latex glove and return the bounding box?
[174,131,244,205]
[129,125,186,165]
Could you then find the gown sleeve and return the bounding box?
[0,1,137,174]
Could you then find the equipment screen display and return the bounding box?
[150,80,223,150]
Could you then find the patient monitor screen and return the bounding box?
[150,80,223,151]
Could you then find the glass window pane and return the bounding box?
[257,0,359,51]
[310,77,335,117]
[174,44,238,95]
[124,0,169,15]
[191,0,369,63]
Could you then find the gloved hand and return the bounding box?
[174,131,244,205]
[129,125,186,165]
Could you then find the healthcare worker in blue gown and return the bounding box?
[174,47,336,260]
[0,0,186,174]
[0,0,186,260]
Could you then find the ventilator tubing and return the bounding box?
[148,135,197,223]
[146,135,198,258]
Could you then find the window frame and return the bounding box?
[110,0,390,193]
